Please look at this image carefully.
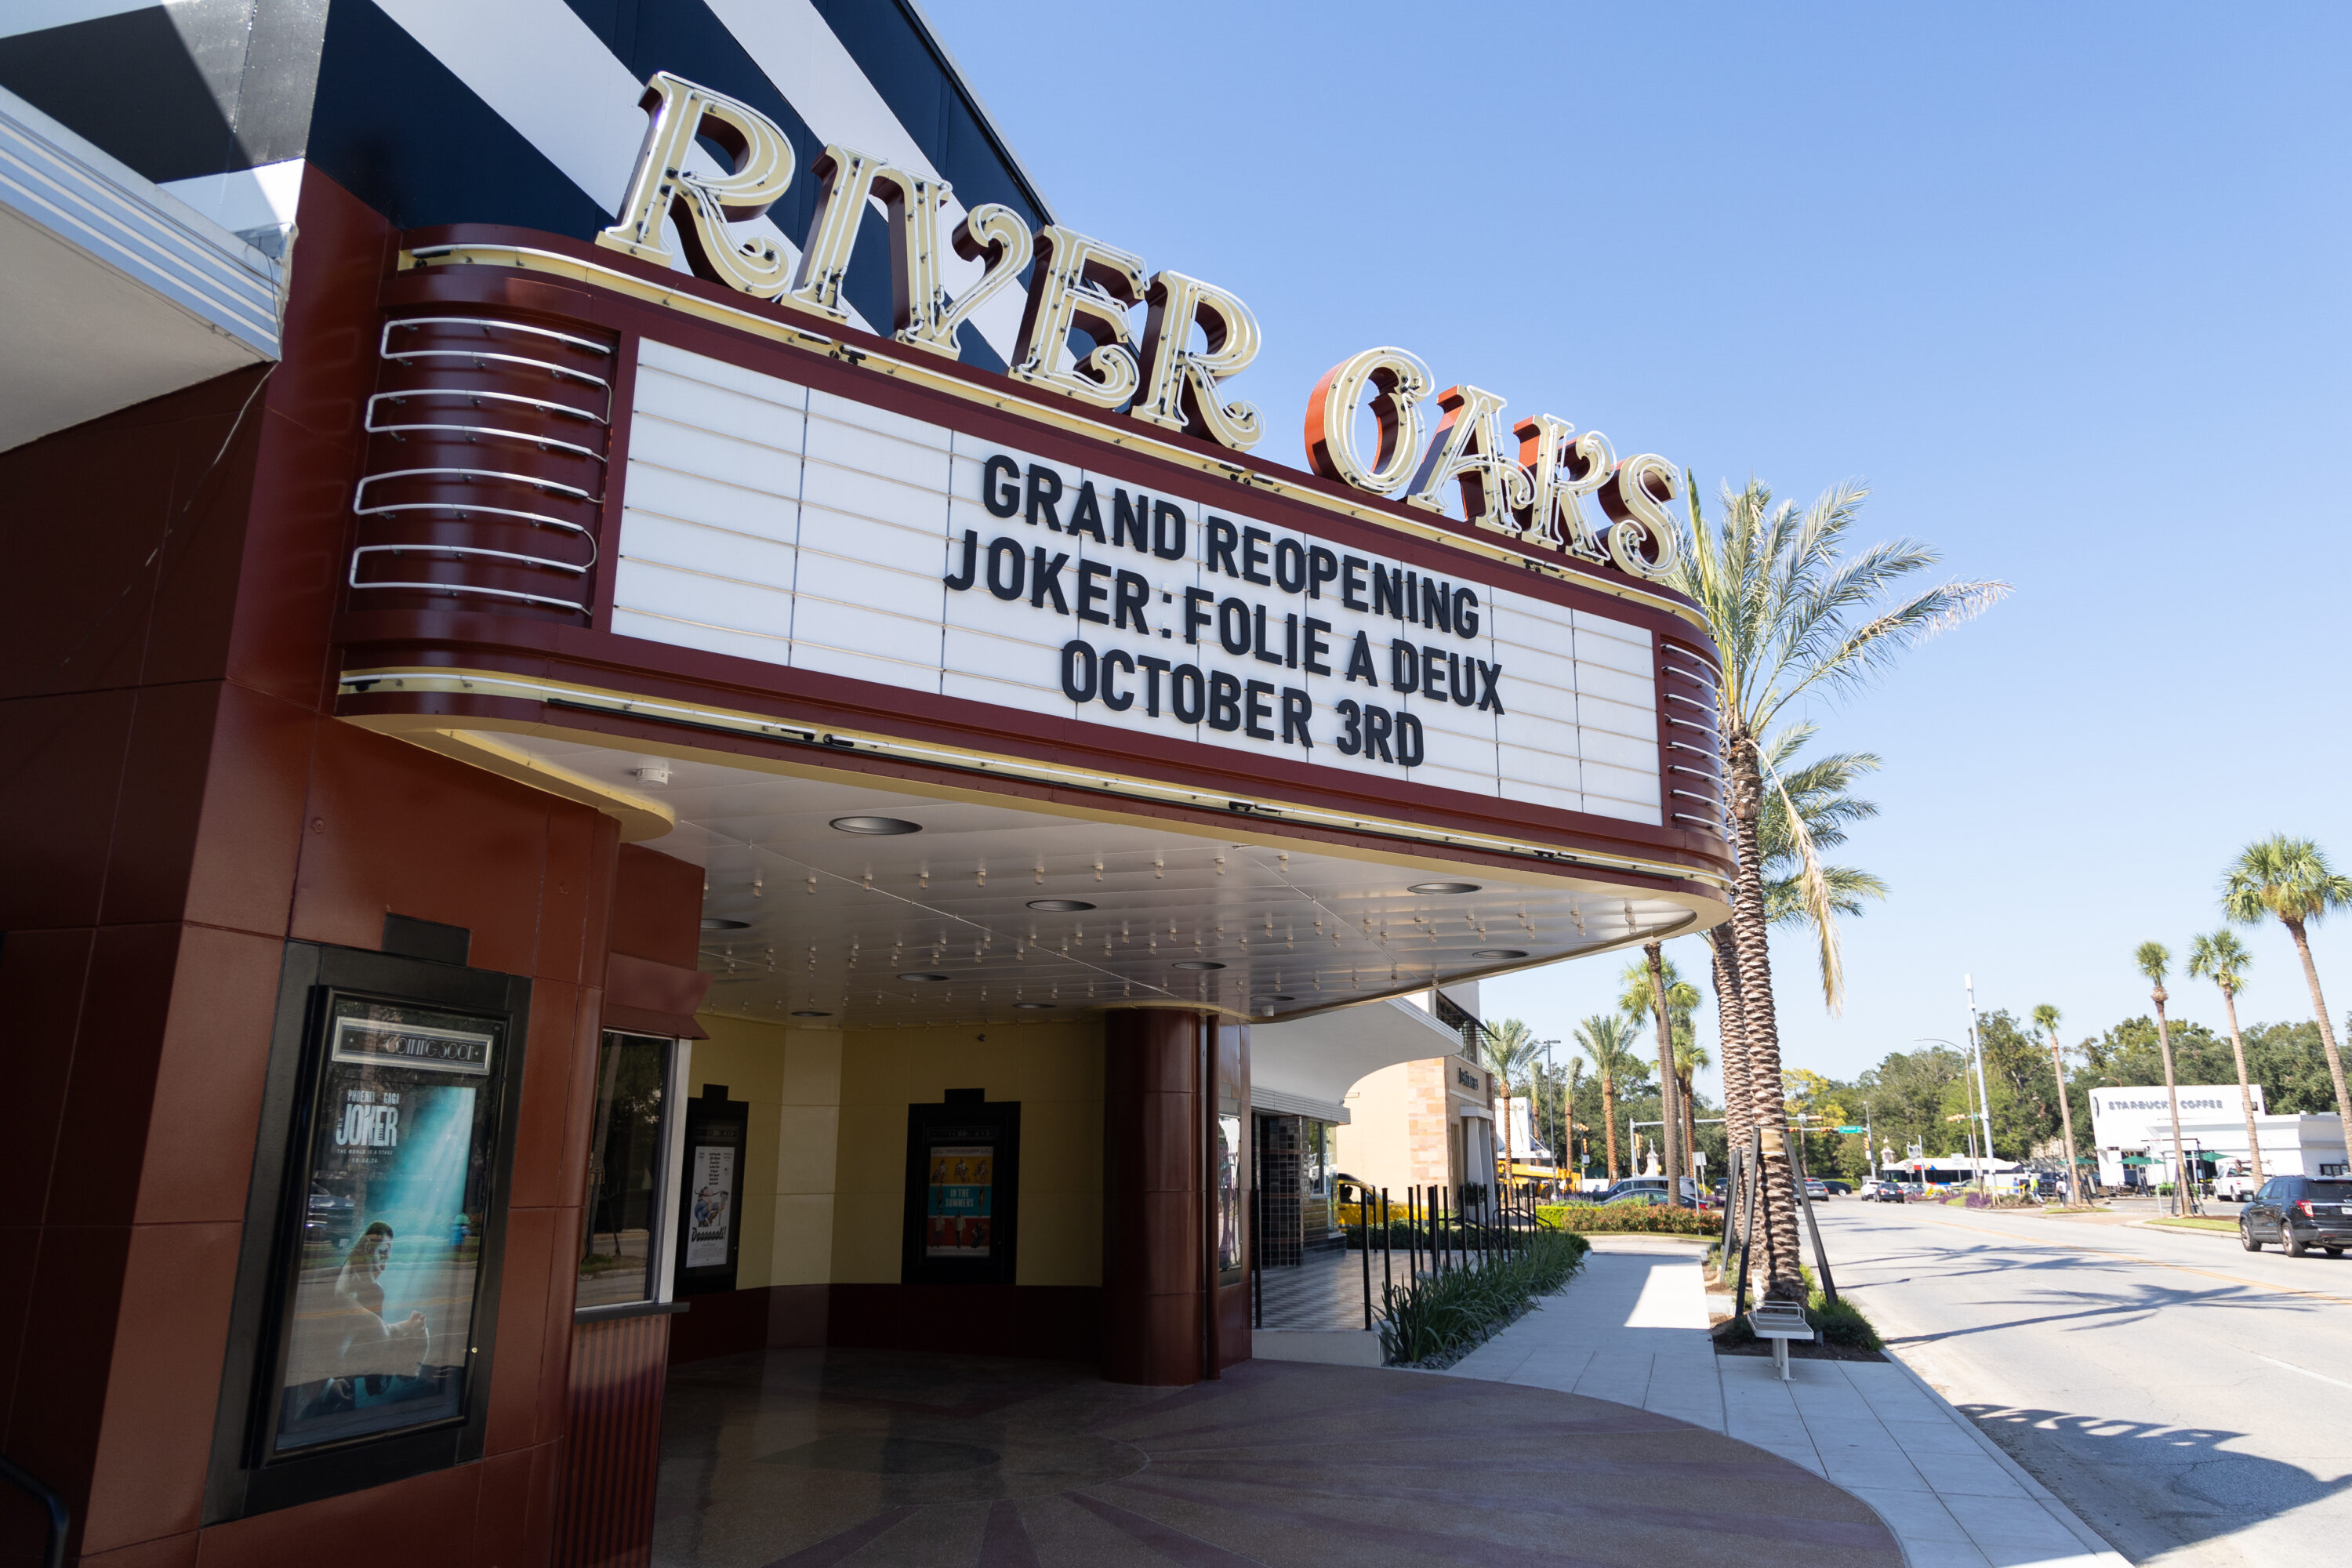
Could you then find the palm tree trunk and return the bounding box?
[1644,942,1683,1203]
[2219,983,2263,1183]
[2284,916,2352,1138]
[2045,1028,2082,1205]
[1728,737,1805,1301]
[1708,925,1751,1145]
[1602,1076,1619,1180]
[1681,1065,1699,1180]
[2153,993,2193,1218]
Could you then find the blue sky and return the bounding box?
[929,1,2352,1092]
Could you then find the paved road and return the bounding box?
[1812,1199,2352,1566]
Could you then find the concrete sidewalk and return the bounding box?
[1443,1239,2129,1568]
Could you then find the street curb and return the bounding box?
[2122,1218,2239,1239]
[1878,1347,2132,1566]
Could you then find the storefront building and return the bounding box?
[0,3,1730,1563]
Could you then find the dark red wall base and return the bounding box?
[664,1285,1103,1367]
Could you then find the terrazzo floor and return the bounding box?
[650,1347,1901,1566]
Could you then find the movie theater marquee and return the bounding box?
[597,72,1685,828]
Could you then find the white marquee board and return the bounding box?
[609,339,1664,826]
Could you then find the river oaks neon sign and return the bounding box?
[596,72,1682,583]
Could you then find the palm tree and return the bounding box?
[2223,836,2352,1140]
[1758,725,1889,954]
[2187,930,2264,1185]
[1675,478,2005,1298]
[2031,1004,2083,1206]
[1674,1027,1711,1183]
[1705,927,1752,1146]
[1622,947,1699,1201]
[1479,1017,1546,1193]
[1572,1014,1643,1181]
[2136,942,2196,1217]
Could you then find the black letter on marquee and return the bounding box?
[1171,663,1207,724]
[1476,659,1505,715]
[1243,679,1275,739]
[1345,630,1378,687]
[1075,559,1112,623]
[1152,500,1188,561]
[1423,577,1454,634]
[943,528,978,590]
[1341,554,1370,611]
[1113,489,1152,551]
[1303,617,1333,676]
[1217,597,1251,656]
[1420,644,1446,701]
[1363,705,1395,764]
[1335,699,1363,755]
[1396,712,1425,767]
[1113,568,1150,633]
[1250,604,1283,666]
[1279,686,1312,750]
[1448,650,1476,706]
[1183,587,1214,644]
[1138,655,1171,717]
[1389,638,1418,694]
[1454,586,1479,637]
[1275,538,1308,594]
[985,536,1025,601]
[1308,545,1338,601]
[1205,517,1240,578]
[1101,648,1136,711]
[982,455,1020,518]
[1059,638,1098,702]
[1066,481,1107,542]
[1240,525,1272,586]
[1372,564,1404,620]
[1025,464,1063,529]
[1207,670,1243,731]
[1031,548,1069,612]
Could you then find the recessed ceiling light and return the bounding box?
[1027,898,1096,912]
[789,1010,833,1018]
[898,971,949,982]
[1174,960,1226,971]
[830,815,921,835]
[1012,1001,1055,1010]
[1472,949,1528,960]
[702,917,749,930]
[1409,880,1481,895]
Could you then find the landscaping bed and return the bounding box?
[1536,1202,1719,1236]
[1377,1231,1590,1369]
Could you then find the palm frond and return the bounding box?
[1765,750,1845,1013]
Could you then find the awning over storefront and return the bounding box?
[1250,997,1467,1124]
[0,86,281,452]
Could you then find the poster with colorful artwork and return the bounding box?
[925,1145,994,1258]
[684,1144,735,1269]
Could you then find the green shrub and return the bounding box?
[1537,1202,1719,1236]
[1377,1231,1589,1367]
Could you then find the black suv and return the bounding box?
[2240,1176,2352,1257]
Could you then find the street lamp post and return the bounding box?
[1965,976,1997,1192]
[1918,1037,1988,1192]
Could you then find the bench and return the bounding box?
[1746,1300,1817,1382]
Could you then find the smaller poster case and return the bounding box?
[902,1096,1019,1286]
[673,1085,747,1297]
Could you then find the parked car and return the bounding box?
[1868,1181,1906,1203]
[1822,1179,1854,1195]
[1604,1189,1674,1207]
[2239,1176,2352,1256]
[1802,1178,1828,1200]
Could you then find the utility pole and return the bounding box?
[1965,975,1997,1191]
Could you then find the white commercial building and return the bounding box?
[2081,1084,2351,1189]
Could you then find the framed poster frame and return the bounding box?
[900,1094,1022,1287]
[204,942,529,1523]
[672,1084,747,1298]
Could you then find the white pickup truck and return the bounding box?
[2212,1163,2259,1203]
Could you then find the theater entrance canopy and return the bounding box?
[335,135,1733,1022]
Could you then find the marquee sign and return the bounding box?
[594,72,1682,585]
[613,339,1671,826]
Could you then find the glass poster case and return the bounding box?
[205,941,530,1523]
[270,996,505,1454]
